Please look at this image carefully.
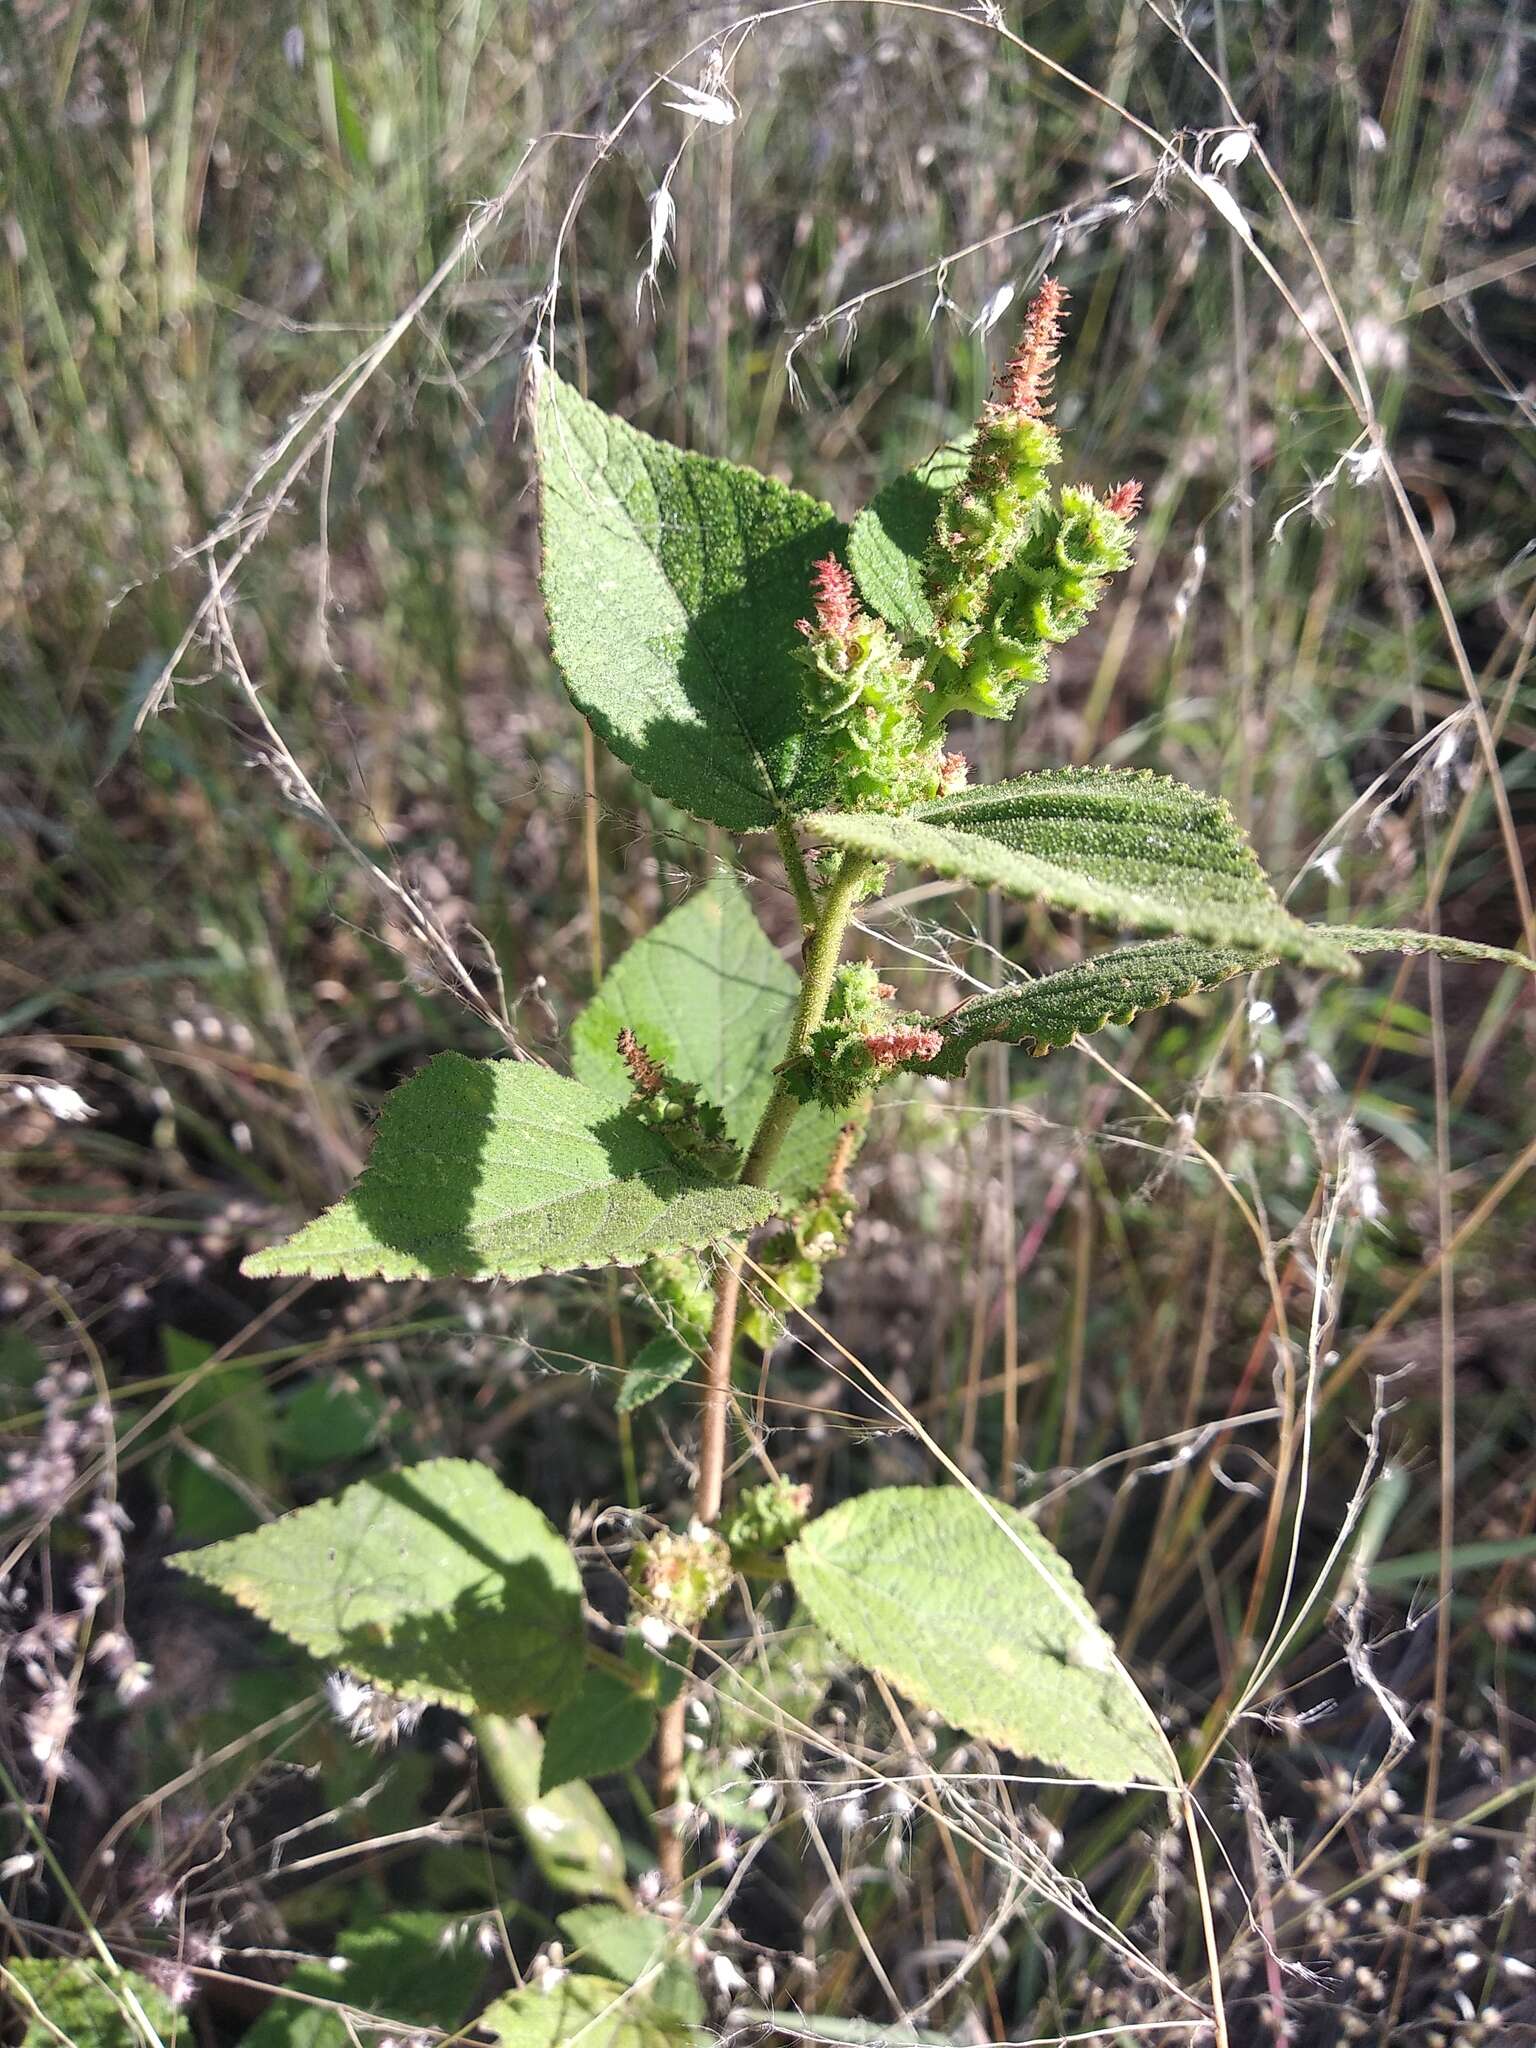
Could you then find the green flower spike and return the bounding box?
[795,556,948,811]
[922,279,1143,731]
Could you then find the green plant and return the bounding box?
[171,284,1533,2047]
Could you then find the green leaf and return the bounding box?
[787,1486,1175,1791]
[475,1712,632,1903]
[277,1376,386,1466]
[242,1054,778,1283]
[807,767,1353,970]
[536,366,843,830]
[572,876,846,1200]
[239,1912,470,2048]
[480,1976,696,2048]
[616,1332,696,1414]
[161,1326,277,1544]
[847,437,971,639]
[171,1459,584,1718]
[556,1907,705,2025]
[11,1959,176,2048]
[919,938,1268,1078]
[540,1669,657,1792]
[1322,925,1535,973]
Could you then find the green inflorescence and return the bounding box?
[781,962,943,1112]
[639,1247,715,1345]
[617,1028,741,1179]
[629,1525,734,1631]
[803,278,1141,814]
[722,1477,814,1562]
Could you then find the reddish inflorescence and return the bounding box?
[938,749,970,794]
[991,276,1069,421]
[1104,479,1143,519]
[797,554,860,649]
[863,1026,943,1067]
[617,1027,666,1096]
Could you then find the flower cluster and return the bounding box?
[639,1247,714,1347]
[721,1477,813,1562]
[795,558,948,810]
[782,963,942,1111]
[629,1523,734,1631]
[618,1028,739,1178]
[800,280,1141,812]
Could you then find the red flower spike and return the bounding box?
[617,1027,666,1096]
[797,554,859,646]
[938,749,970,794]
[1104,479,1143,519]
[992,277,1069,421]
[863,1026,943,1067]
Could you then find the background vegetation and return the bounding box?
[3,1,1534,2041]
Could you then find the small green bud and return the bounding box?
[722,1477,813,1560]
[640,1249,714,1344]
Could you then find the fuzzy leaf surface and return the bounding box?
[616,1332,696,1414]
[920,938,1268,1077]
[808,767,1352,968]
[242,1054,777,1283]
[537,366,843,829]
[788,1486,1175,1790]
[172,1459,584,1717]
[1322,925,1535,972]
[12,1960,176,2048]
[571,876,845,1198]
[847,437,971,638]
[479,1975,696,2048]
[540,1669,657,1792]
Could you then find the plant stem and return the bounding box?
[775,816,820,932]
[1183,1791,1231,2048]
[741,848,873,1186]
[695,1251,746,1530]
[653,846,871,1890]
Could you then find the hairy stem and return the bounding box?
[775,817,821,932]
[654,846,872,1890]
[695,1252,746,1530]
[742,849,873,1185]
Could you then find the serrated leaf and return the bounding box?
[571,876,846,1200]
[556,1908,705,2025]
[787,1486,1175,1791]
[616,1332,696,1413]
[1322,925,1535,972]
[11,1959,176,2048]
[540,1669,657,1792]
[475,1712,632,1903]
[242,1054,778,1283]
[807,767,1353,970]
[920,938,1268,1077]
[239,1912,470,2048]
[479,1974,696,2048]
[847,437,971,638]
[171,1459,584,1717]
[536,366,843,830]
